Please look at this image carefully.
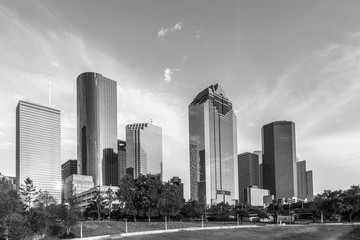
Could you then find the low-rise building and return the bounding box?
[74,185,119,209]
[244,185,270,206]
[64,174,94,202]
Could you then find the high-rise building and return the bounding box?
[77,72,118,186]
[238,152,259,203]
[16,100,61,201]
[297,160,307,200]
[189,84,238,205]
[253,150,263,188]
[118,140,126,183]
[170,176,185,203]
[61,159,78,202]
[262,121,297,199]
[306,170,314,201]
[126,123,162,179]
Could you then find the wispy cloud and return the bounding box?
[163,68,180,83]
[157,21,183,40]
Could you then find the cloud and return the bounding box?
[195,30,203,39]
[164,68,173,83]
[157,22,183,40]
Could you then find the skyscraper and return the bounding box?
[61,159,77,202]
[125,123,162,179]
[77,72,118,186]
[16,100,61,201]
[189,84,238,205]
[306,170,314,201]
[297,160,307,200]
[118,140,126,183]
[253,150,263,188]
[238,152,259,203]
[262,121,297,199]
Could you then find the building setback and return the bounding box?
[237,152,259,203]
[189,84,238,205]
[126,123,162,179]
[77,72,118,186]
[16,100,61,201]
[262,121,298,199]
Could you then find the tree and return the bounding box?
[180,200,203,220]
[117,175,139,222]
[257,210,269,222]
[93,187,106,221]
[36,190,57,209]
[339,195,360,222]
[159,182,182,220]
[235,205,249,224]
[103,187,117,220]
[19,177,40,210]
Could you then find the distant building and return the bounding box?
[262,121,298,199]
[306,170,314,201]
[64,174,94,202]
[77,72,118,187]
[238,152,259,203]
[189,84,238,205]
[0,173,16,191]
[61,160,78,202]
[170,176,184,202]
[16,100,61,201]
[118,140,126,183]
[253,150,263,188]
[74,185,118,209]
[126,123,162,179]
[244,186,270,206]
[297,160,307,200]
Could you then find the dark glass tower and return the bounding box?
[262,121,297,199]
[77,72,118,186]
[237,152,259,203]
[189,84,238,205]
[306,170,314,201]
[297,160,307,200]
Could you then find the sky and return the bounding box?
[0,0,359,199]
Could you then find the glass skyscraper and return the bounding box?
[77,72,118,186]
[125,123,163,179]
[262,121,298,199]
[189,84,238,205]
[237,152,259,204]
[16,100,61,201]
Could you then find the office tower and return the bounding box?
[306,170,314,201]
[262,121,297,199]
[297,160,307,200]
[16,100,61,201]
[189,84,238,205]
[64,174,94,201]
[77,72,118,186]
[253,150,263,188]
[126,123,162,179]
[170,176,184,201]
[61,159,77,202]
[238,152,259,203]
[118,140,126,183]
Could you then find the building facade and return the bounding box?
[61,159,78,202]
[237,152,259,203]
[189,84,238,205]
[297,160,307,200]
[64,174,94,202]
[0,173,16,191]
[77,72,118,186]
[126,123,162,179]
[244,186,270,206]
[16,100,61,201]
[262,121,297,199]
[253,150,263,188]
[118,140,126,183]
[306,170,314,201]
[170,176,184,202]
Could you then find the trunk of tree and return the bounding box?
[133,213,137,223]
[66,226,71,236]
[109,211,111,221]
[98,208,100,221]
[148,215,151,222]
[349,213,353,222]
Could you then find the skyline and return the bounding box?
[0,1,359,199]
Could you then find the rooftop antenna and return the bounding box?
[48,63,52,107]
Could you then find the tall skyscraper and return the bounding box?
[118,140,126,183]
[306,170,314,201]
[189,84,238,205]
[77,72,118,186]
[16,100,61,201]
[262,121,297,199]
[126,123,162,179]
[238,152,259,203]
[297,160,307,200]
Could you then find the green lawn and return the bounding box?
[116,225,360,240]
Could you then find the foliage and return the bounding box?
[234,205,249,224]
[207,202,233,221]
[180,200,203,220]
[257,210,269,221]
[3,213,33,240]
[159,182,182,219]
[36,190,57,209]
[103,187,117,220]
[117,174,138,222]
[93,188,106,221]
[19,177,40,210]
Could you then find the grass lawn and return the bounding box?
[116,225,360,240]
